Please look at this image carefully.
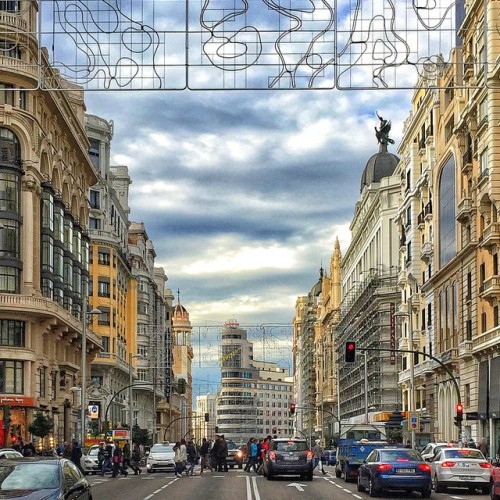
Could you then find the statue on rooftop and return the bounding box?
[375,112,395,145]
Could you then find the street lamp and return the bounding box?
[81,303,101,448]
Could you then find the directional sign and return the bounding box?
[288,483,307,491]
[408,412,419,431]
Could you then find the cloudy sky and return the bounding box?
[42,0,455,328]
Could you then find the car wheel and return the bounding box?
[481,485,490,495]
[421,487,432,498]
[335,466,341,478]
[306,472,313,481]
[147,470,152,473]
[369,478,379,498]
[238,464,243,469]
[492,483,500,500]
[357,477,366,492]
[266,470,273,480]
[230,465,234,469]
[434,475,445,493]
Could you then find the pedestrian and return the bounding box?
[217,434,228,472]
[179,438,188,475]
[467,437,476,448]
[122,440,131,472]
[97,442,106,471]
[62,442,72,459]
[101,441,113,475]
[174,442,184,478]
[130,443,142,475]
[313,439,326,475]
[199,437,213,475]
[186,440,198,476]
[70,441,83,472]
[210,435,220,471]
[112,440,128,477]
[244,438,258,472]
[478,438,489,458]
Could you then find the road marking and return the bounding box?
[352,495,363,499]
[288,482,307,491]
[245,476,261,500]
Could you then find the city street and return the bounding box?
[87,466,491,500]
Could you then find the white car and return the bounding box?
[420,442,453,461]
[0,448,23,459]
[146,443,176,473]
[431,447,491,494]
[81,444,114,475]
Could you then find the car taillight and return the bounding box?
[269,451,276,461]
[307,451,314,460]
[418,464,431,472]
[479,462,492,469]
[377,464,393,471]
[441,461,456,468]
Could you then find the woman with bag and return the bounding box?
[111,440,128,477]
[313,439,326,475]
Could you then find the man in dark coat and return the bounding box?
[217,435,228,472]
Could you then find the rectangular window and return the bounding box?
[0,266,18,293]
[0,319,24,346]
[481,312,487,333]
[98,278,110,297]
[101,336,110,352]
[0,359,23,393]
[89,139,100,169]
[0,83,14,105]
[494,254,498,276]
[98,248,110,265]
[89,190,100,209]
[89,218,101,230]
[39,366,46,398]
[494,306,499,328]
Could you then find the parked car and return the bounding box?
[226,441,245,469]
[0,457,93,499]
[491,459,500,500]
[146,442,176,473]
[421,442,453,461]
[323,449,337,466]
[357,447,432,498]
[430,447,491,494]
[0,449,23,459]
[263,437,314,481]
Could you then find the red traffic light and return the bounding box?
[345,341,356,362]
[289,403,296,415]
[456,403,463,414]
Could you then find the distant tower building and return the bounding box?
[217,320,258,444]
[172,291,193,439]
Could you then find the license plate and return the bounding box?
[285,456,299,461]
[459,476,475,480]
[396,468,415,474]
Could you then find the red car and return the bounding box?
[492,460,500,500]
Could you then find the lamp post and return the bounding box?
[80,302,101,448]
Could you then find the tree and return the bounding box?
[132,424,151,446]
[28,412,53,439]
[88,420,100,437]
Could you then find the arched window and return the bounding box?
[439,156,456,267]
[0,127,21,293]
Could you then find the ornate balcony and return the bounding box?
[421,241,433,262]
[462,149,473,175]
[458,341,473,359]
[457,196,473,223]
[480,223,500,251]
[479,275,500,302]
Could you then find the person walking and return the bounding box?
[122,440,131,473]
[174,442,184,478]
[101,442,113,476]
[70,441,83,472]
[130,443,142,475]
[186,440,198,476]
[244,438,258,472]
[313,439,327,475]
[199,437,213,475]
[211,435,220,471]
[217,435,228,472]
[478,438,489,458]
[111,441,128,477]
[179,439,188,476]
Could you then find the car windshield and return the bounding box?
[151,445,174,454]
[275,441,308,452]
[443,449,484,460]
[379,449,422,462]
[227,441,237,450]
[0,463,60,490]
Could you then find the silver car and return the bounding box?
[431,447,491,494]
[146,443,176,473]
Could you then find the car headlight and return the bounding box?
[237,451,243,458]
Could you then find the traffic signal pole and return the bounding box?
[358,346,462,444]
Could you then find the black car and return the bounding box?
[263,438,314,481]
[0,456,93,499]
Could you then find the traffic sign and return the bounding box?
[408,412,419,431]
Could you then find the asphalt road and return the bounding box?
[87,466,491,500]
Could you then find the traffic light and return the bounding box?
[289,403,296,416]
[177,378,186,394]
[204,412,209,422]
[2,406,11,430]
[345,341,356,363]
[454,403,464,427]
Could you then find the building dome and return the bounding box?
[174,303,187,314]
[360,144,399,193]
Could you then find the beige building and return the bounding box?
[0,1,101,446]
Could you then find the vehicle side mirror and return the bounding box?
[145,451,150,456]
